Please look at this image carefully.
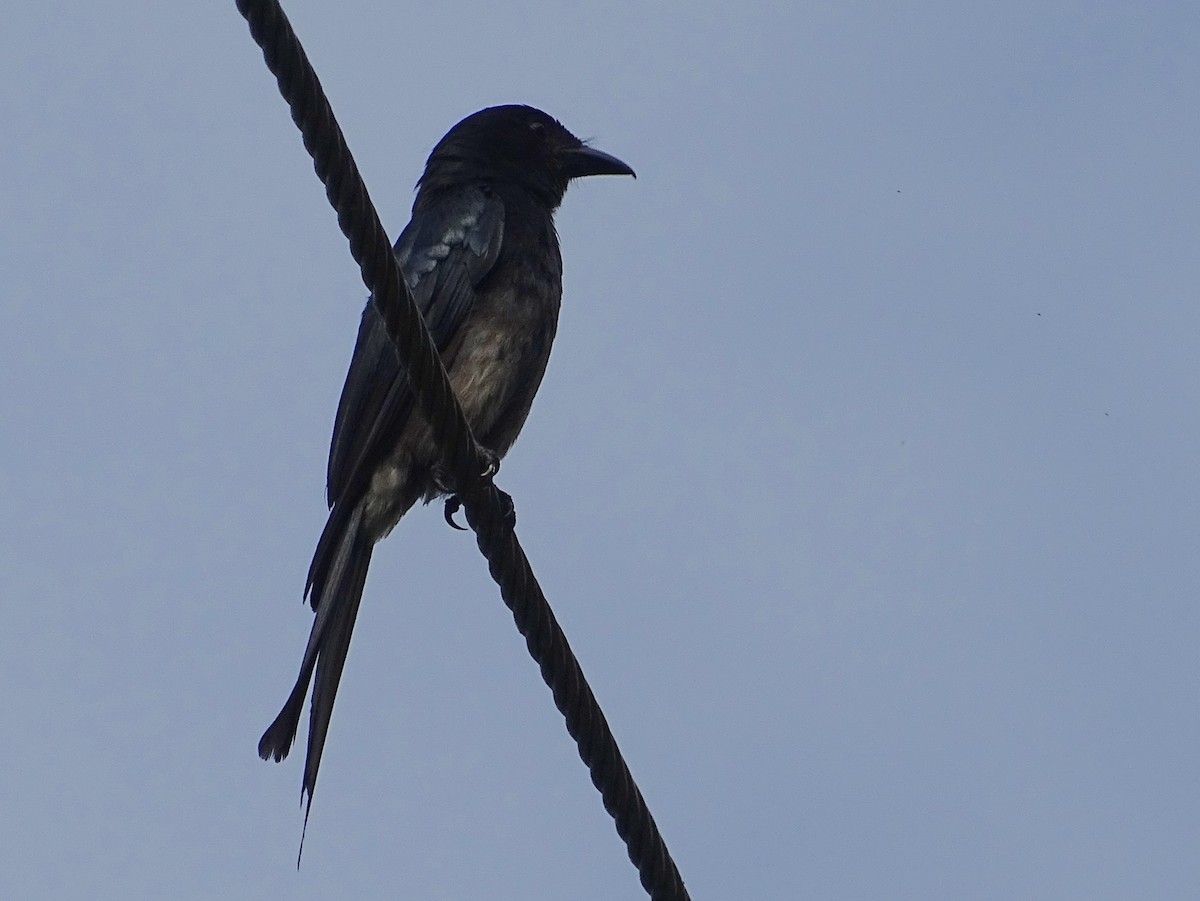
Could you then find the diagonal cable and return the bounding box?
[234,2,691,899]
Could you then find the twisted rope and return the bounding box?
[235,2,689,898]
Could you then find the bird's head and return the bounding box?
[417,105,634,208]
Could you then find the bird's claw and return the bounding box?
[479,447,500,479]
[443,496,468,530]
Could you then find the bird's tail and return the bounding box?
[258,501,373,814]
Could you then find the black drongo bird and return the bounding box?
[258,105,634,827]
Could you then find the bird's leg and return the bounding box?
[429,462,456,496]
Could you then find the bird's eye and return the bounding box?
[528,121,547,138]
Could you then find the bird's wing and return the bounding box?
[326,186,505,506]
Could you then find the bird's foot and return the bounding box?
[438,446,505,532]
[431,446,499,494]
[442,489,516,531]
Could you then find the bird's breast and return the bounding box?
[449,254,562,456]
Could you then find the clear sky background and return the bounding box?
[3,2,1198,899]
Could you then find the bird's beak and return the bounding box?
[560,145,636,180]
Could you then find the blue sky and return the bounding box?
[3,2,1198,898]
